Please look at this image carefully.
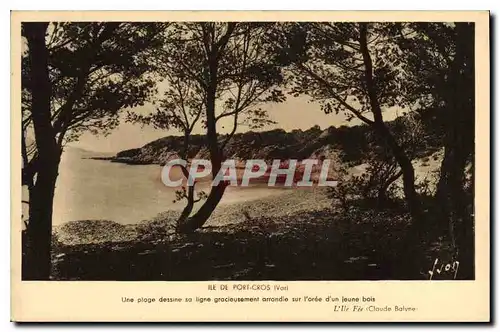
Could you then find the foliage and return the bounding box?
[124,23,288,226]
[329,112,427,211]
[394,22,460,109]
[329,165,401,212]
[22,22,166,186]
[172,186,208,204]
[152,23,286,135]
[272,22,413,124]
[415,170,440,198]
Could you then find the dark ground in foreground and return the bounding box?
[48,207,458,281]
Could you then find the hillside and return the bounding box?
[107,110,443,166]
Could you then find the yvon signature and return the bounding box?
[428,258,460,280]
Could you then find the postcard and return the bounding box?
[11,10,490,322]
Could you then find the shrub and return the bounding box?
[57,220,136,245]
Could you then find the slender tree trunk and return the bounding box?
[175,132,196,230]
[23,22,61,280]
[379,127,421,220]
[179,52,226,233]
[175,140,198,231]
[176,184,196,230]
[359,23,424,278]
[359,23,421,222]
[377,169,403,207]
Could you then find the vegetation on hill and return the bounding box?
[111,109,443,167]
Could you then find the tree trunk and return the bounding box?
[359,23,423,278]
[175,162,198,232]
[175,132,196,230]
[359,23,421,222]
[435,23,475,279]
[21,130,35,189]
[22,22,61,280]
[178,184,227,233]
[377,169,403,208]
[176,184,196,231]
[383,131,421,220]
[24,159,60,280]
[178,48,226,233]
[436,127,474,278]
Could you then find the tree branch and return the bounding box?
[359,23,384,125]
[296,62,375,125]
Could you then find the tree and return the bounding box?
[397,22,475,278]
[22,22,57,281]
[21,22,165,279]
[330,112,426,210]
[370,113,427,206]
[277,23,422,220]
[127,69,206,230]
[154,23,285,233]
[273,22,431,277]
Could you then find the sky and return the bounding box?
[72,96,403,153]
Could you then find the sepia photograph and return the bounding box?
[9,8,493,323]
[18,18,478,283]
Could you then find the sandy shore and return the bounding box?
[54,187,333,245]
[206,187,332,226]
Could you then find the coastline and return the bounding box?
[55,147,445,246]
[54,187,333,246]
